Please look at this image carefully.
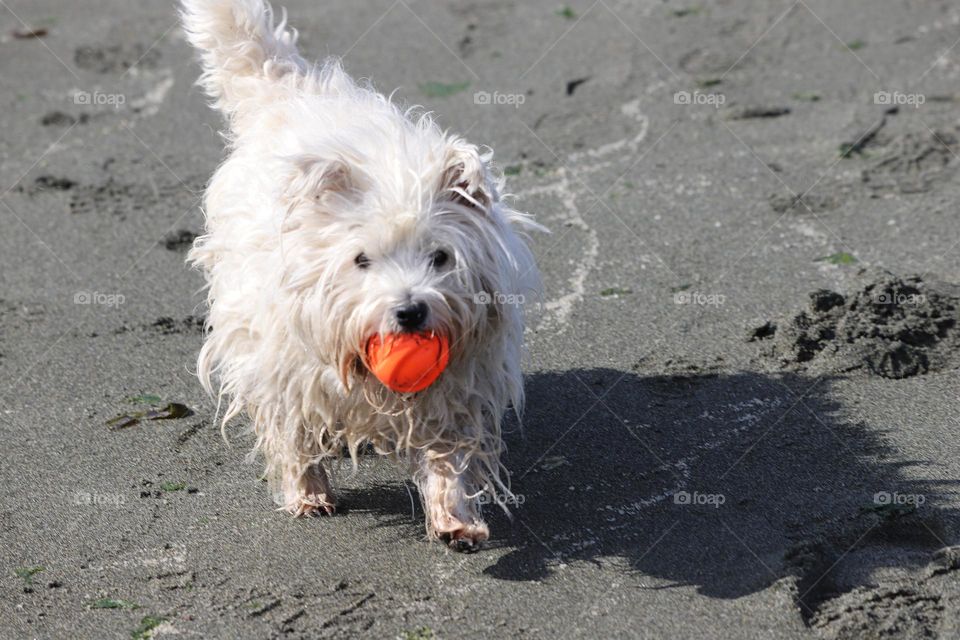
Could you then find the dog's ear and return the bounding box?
[439,141,495,211]
[286,155,362,208]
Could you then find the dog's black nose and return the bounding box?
[395,302,428,331]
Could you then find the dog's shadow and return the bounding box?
[344,369,958,606]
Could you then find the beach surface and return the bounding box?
[2,1,960,637]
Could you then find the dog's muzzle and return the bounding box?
[395,301,428,332]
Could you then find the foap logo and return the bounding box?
[474,90,526,108]
[73,491,126,507]
[478,491,525,507]
[874,90,925,108]
[874,491,926,507]
[73,90,126,109]
[473,291,526,306]
[872,291,926,306]
[674,490,726,508]
[74,291,125,308]
[673,290,726,307]
[674,90,725,108]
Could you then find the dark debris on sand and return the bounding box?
[753,273,960,378]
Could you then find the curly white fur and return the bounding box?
[180,0,543,549]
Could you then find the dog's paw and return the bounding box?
[289,492,337,517]
[436,521,489,553]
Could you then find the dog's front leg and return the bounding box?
[417,451,489,552]
[278,454,337,517]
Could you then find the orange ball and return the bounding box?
[365,332,450,393]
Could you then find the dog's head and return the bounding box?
[275,123,541,387]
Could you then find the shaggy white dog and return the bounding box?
[180,0,543,550]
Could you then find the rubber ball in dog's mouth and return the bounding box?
[365,332,450,393]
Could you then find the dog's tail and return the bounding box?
[180,0,306,117]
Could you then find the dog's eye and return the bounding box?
[429,249,449,269]
[354,253,371,269]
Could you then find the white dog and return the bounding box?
[180,0,543,550]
